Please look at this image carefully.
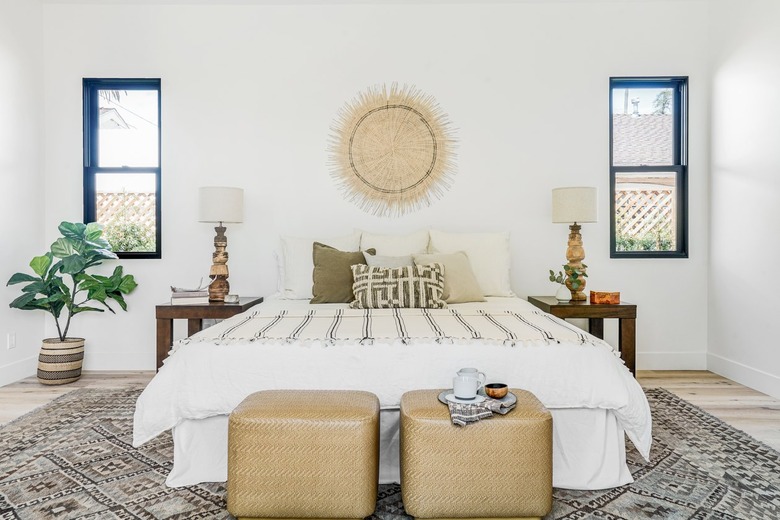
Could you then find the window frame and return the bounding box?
[83,77,162,259]
[609,76,688,259]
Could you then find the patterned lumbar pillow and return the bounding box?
[350,263,447,309]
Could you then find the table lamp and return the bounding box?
[198,186,244,302]
[552,187,598,301]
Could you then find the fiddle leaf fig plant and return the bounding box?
[548,264,588,290]
[7,221,138,342]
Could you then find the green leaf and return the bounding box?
[58,221,86,241]
[86,248,117,261]
[7,272,39,285]
[61,255,87,275]
[88,286,108,303]
[110,292,127,311]
[30,254,53,277]
[9,293,36,309]
[53,278,71,299]
[71,306,104,314]
[85,222,104,241]
[119,277,138,294]
[50,237,80,258]
[21,281,46,294]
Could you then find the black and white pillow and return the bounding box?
[350,263,446,309]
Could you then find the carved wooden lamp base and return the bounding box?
[208,224,230,302]
[565,223,588,302]
[209,276,229,302]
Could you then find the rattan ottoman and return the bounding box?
[227,390,380,520]
[400,389,552,520]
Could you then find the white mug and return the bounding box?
[457,367,486,389]
[453,376,480,400]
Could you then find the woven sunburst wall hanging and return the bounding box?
[328,84,457,217]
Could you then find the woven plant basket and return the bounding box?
[37,338,85,385]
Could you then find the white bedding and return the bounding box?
[133,296,651,489]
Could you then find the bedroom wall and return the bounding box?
[0,0,45,386]
[39,1,710,372]
[708,0,780,398]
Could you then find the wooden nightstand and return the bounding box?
[155,296,263,370]
[527,296,637,376]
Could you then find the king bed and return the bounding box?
[133,230,652,491]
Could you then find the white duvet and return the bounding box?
[134,297,651,461]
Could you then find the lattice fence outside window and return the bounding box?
[615,187,675,251]
[96,191,156,253]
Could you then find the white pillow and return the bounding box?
[364,252,414,268]
[279,232,361,299]
[428,230,513,297]
[359,230,429,256]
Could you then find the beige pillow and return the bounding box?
[311,243,375,304]
[413,251,486,304]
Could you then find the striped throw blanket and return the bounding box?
[186,306,601,348]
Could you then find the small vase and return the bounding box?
[555,284,571,302]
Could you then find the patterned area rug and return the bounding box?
[0,388,778,519]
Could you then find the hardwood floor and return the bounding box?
[639,370,780,451]
[0,371,152,425]
[1,370,779,451]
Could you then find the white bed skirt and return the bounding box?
[166,407,632,490]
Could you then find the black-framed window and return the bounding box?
[609,77,687,258]
[83,78,161,259]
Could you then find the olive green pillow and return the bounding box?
[311,242,376,304]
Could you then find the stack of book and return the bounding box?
[171,280,210,304]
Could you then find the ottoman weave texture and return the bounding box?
[400,389,552,520]
[227,390,380,520]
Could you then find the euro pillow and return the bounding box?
[279,232,361,299]
[428,230,512,297]
[350,263,446,309]
[413,252,486,304]
[359,230,430,256]
[311,243,375,304]
[363,252,414,268]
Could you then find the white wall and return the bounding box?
[0,0,45,386]
[709,0,780,397]
[37,1,711,372]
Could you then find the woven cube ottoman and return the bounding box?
[227,390,380,520]
[400,389,552,520]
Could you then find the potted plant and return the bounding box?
[6,221,138,385]
[548,264,588,302]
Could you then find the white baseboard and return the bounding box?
[708,353,780,399]
[0,356,37,387]
[636,351,707,370]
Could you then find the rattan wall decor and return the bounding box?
[328,84,457,217]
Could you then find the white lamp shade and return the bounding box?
[198,186,244,223]
[552,187,598,224]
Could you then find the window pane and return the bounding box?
[95,173,157,253]
[98,89,159,167]
[614,171,676,252]
[612,87,674,166]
